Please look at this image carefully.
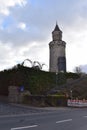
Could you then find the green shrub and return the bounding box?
[45,95,67,106]
[23,95,67,107]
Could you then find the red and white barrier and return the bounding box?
[67,99,87,107]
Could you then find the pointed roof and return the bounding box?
[54,22,61,32]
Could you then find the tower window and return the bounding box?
[58,57,66,72]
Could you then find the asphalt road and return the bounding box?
[1,106,87,130]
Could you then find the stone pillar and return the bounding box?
[8,86,19,103]
[8,86,31,103]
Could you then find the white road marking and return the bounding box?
[83,116,87,118]
[11,125,38,130]
[56,119,72,124]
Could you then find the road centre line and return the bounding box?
[11,125,38,130]
[56,119,72,124]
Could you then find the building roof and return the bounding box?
[54,23,61,32]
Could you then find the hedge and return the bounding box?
[23,95,67,107]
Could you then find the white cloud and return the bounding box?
[0,42,15,70]
[0,0,27,15]
[63,16,87,72]
[17,22,26,30]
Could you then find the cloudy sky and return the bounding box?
[0,0,87,72]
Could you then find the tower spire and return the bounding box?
[52,23,62,41]
[54,22,61,31]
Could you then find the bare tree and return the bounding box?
[74,66,82,75]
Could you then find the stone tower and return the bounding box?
[49,23,66,73]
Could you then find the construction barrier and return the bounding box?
[67,99,87,107]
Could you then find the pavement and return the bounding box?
[11,103,68,110]
[0,102,52,116]
[0,102,71,118]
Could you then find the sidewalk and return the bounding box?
[11,103,68,111]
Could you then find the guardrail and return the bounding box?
[67,99,87,107]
